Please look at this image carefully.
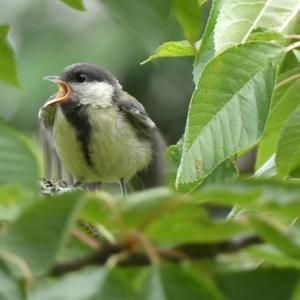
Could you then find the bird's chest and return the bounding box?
[53,105,151,182]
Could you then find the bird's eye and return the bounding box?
[76,73,87,83]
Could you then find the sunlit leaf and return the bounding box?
[193,0,224,82]
[141,41,195,65]
[194,0,299,82]
[0,119,39,191]
[177,42,283,186]
[258,0,300,33]
[214,0,300,53]
[1,192,84,275]
[60,0,85,11]
[0,25,18,86]
[214,0,271,52]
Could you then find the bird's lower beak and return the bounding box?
[43,76,71,107]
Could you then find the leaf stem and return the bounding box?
[286,34,300,40]
[286,41,300,53]
[71,229,100,250]
[129,230,160,264]
[274,73,300,90]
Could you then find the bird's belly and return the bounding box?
[89,107,152,182]
[53,107,152,183]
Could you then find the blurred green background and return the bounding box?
[0,0,199,145]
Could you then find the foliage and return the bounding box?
[0,25,18,86]
[60,0,85,11]
[0,0,300,299]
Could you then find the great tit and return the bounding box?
[38,63,166,196]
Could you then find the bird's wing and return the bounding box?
[117,92,157,135]
[38,97,73,183]
[118,92,167,187]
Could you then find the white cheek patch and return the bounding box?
[71,81,114,107]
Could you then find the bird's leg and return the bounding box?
[119,178,128,198]
[85,182,102,191]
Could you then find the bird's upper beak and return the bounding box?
[43,76,71,107]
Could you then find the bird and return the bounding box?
[38,63,166,196]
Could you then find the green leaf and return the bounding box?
[172,0,202,44]
[292,280,300,300]
[60,0,85,11]
[145,208,249,244]
[202,159,238,186]
[250,217,300,258]
[198,0,207,5]
[0,25,18,86]
[193,178,300,218]
[0,260,23,300]
[1,191,84,275]
[176,42,283,186]
[166,143,183,190]
[120,188,176,228]
[193,0,299,82]
[167,142,238,191]
[141,41,195,64]
[0,119,39,191]
[0,185,33,222]
[214,0,300,53]
[193,0,224,82]
[139,262,226,300]
[256,67,300,168]
[30,267,133,300]
[119,188,248,244]
[276,106,300,177]
[257,0,300,33]
[245,244,300,269]
[80,191,115,228]
[248,30,285,43]
[214,0,272,53]
[217,269,300,300]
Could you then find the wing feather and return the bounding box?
[38,99,73,184]
[117,92,166,187]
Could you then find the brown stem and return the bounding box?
[49,234,262,276]
[275,73,300,90]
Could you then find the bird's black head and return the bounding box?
[60,63,118,87]
[43,63,121,107]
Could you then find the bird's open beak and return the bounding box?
[43,76,71,107]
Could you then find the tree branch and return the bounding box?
[49,234,262,276]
